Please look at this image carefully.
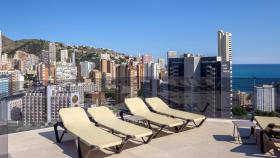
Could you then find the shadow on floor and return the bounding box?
[231,145,277,158]
[38,129,153,158]
[213,134,277,158]
[213,135,235,142]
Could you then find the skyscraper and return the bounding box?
[41,50,51,65]
[167,53,232,117]
[49,42,56,64]
[60,49,68,62]
[37,63,49,86]
[218,30,232,62]
[218,30,233,116]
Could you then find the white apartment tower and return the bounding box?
[60,49,68,62]
[255,85,276,112]
[218,30,232,62]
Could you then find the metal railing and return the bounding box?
[1,77,280,134]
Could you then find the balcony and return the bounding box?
[1,118,277,158]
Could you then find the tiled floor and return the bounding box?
[6,118,279,158]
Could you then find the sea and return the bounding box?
[233,64,280,92]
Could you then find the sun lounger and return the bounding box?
[124,97,185,138]
[87,106,154,143]
[145,97,206,127]
[253,116,280,153]
[54,107,126,158]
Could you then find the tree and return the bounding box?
[232,105,247,116]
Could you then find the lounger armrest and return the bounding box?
[120,110,133,120]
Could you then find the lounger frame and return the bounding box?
[54,122,127,158]
[149,109,206,128]
[144,98,206,128]
[90,118,154,144]
[120,110,187,138]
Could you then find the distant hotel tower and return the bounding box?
[218,30,232,62]
[218,30,233,116]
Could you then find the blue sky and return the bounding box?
[1,0,280,64]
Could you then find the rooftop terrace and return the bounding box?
[3,118,279,158]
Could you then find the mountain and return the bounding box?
[1,35,52,57]
[1,34,127,63]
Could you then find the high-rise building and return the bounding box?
[37,63,49,86]
[49,64,56,84]
[116,64,138,103]
[41,50,50,64]
[233,91,252,107]
[218,30,232,62]
[144,63,160,80]
[100,59,109,73]
[218,30,233,116]
[80,61,94,78]
[142,54,153,64]
[49,42,56,64]
[90,69,102,91]
[254,85,276,112]
[274,83,280,112]
[60,49,68,63]
[72,51,76,64]
[22,90,47,125]
[168,57,184,77]
[0,74,10,98]
[110,61,116,80]
[136,63,144,90]
[0,70,24,95]
[167,54,232,117]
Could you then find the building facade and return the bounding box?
[255,85,276,112]
[60,49,68,63]
[22,91,47,125]
[55,62,77,83]
[80,61,94,78]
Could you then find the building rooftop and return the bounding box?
[4,118,278,158]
